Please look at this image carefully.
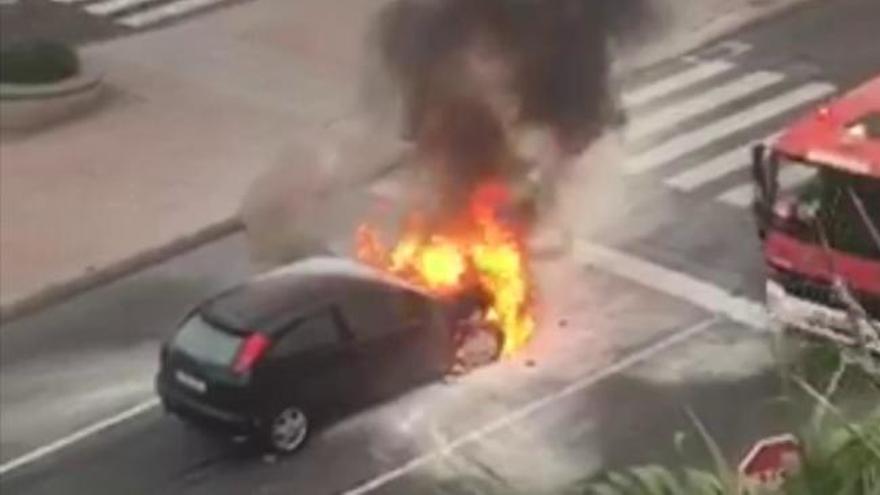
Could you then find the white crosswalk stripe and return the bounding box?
[117,0,225,27]
[51,0,232,27]
[622,60,735,108]
[665,147,751,191]
[718,163,817,207]
[86,0,161,16]
[626,82,835,175]
[619,52,839,212]
[665,133,778,191]
[626,71,784,141]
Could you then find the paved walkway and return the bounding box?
[0,0,807,320]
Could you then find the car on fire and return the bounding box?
[751,75,880,352]
[156,257,503,454]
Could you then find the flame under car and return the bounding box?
[156,257,502,454]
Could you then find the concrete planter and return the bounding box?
[0,64,103,131]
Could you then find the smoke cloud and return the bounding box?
[369,0,654,221]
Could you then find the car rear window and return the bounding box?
[173,314,242,366]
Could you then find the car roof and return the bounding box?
[774,75,880,178]
[199,256,429,332]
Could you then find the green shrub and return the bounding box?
[0,40,80,84]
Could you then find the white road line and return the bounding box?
[626,82,836,174]
[666,147,749,191]
[718,163,817,207]
[49,0,91,4]
[116,0,223,28]
[343,316,720,495]
[85,0,160,16]
[572,241,768,329]
[665,133,777,191]
[627,71,785,141]
[622,60,735,108]
[0,397,159,477]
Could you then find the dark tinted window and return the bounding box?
[173,314,242,366]
[340,285,407,340]
[783,167,880,259]
[396,291,431,326]
[810,172,879,259]
[272,311,340,357]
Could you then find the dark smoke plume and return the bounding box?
[370,0,653,222]
[375,0,651,150]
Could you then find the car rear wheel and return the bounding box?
[263,406,309,454]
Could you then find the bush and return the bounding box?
[0,40,80,84]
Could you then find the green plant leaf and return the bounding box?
[586,481,625,495]
[683,468,726,495]
[685,409,737,494]
[631,465,686,495]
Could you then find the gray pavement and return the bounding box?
[1,0,879,493]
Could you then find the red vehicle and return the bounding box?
[751,76,880,352]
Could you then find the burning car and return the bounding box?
[156,257,504,454]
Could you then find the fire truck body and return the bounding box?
[752,76,880,351]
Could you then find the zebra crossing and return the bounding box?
[50,0,229,29]
[367,41,837,216]
[622,44,837,209]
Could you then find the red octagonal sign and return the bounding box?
[738,434,803,493]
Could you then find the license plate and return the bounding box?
[175,370,206,394]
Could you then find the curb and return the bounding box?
[0,156,408,326]
[0,63,104,131]
[0,218,243,325]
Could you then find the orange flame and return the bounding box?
[356,182,534,355]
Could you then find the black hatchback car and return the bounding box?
[156,257,502,453]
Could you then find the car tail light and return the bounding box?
[233,333,270,374]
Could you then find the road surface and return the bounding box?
[2,0,879,493]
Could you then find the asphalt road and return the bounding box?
[1,0,879,493]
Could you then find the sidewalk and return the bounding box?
[0,0,808,321]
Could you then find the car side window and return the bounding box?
[340,285,405,341]
[272,310,340,358]
[396,290,430,327]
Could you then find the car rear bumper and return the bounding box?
[156,376,255,433]
[766,280,880,353]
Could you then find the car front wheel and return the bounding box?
[454,320,503,373]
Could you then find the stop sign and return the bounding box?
[738,434,802,493]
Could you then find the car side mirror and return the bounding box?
[751,144,779,238]
[751,144,768,197]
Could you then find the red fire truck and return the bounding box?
[751,76,879,352]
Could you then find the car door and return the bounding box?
[338,283,448,401]
[257,307,361,418]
